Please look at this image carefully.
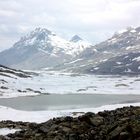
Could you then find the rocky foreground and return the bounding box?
[1,106,140,140]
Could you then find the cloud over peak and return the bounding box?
[0,0,140,50]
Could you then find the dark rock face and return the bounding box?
[0,65,37,78]
[70,35,83,42]
[1,106,140,140]
[88,52,140,75]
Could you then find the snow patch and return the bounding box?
[93,67,99,70]
[0,128,21,136]
[103,51,110,54]
[100,59,108,62]
[130,29,136,33]
[126,46,134,50]
[93,48,98,52]
[132,56,140,61]
[65,59,83,65]
[108,38,117,43]
[116,62,122,65]
[78,64,86,67]
[102,59,108,62]
[124,56,129,59]
[116,29,128,34]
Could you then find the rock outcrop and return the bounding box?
[1,106,140,140]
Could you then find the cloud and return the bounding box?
[0,0,140,50]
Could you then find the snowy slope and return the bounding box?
[85,27,140,75]
[88,52,140,75]
[54,26,140,75]
[15,28,91,56]
[0,65,40,98]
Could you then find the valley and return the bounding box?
[0,26,140,139]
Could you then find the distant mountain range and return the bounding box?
[0,28,92,70]
[0,26,140,75]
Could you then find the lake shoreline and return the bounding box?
[0,106,140,140]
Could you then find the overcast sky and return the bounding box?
[0,0,140,51]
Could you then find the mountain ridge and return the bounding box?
[51,26,140,75]
[0,28,92,70]
[0,26,140,74]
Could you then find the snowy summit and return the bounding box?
[70,35,83,42]
[0,28,92,70]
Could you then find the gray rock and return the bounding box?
[90,116,104,126]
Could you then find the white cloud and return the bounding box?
[0,0,140,50]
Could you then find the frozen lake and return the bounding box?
[0,94,140,111]
[0,72,140,122]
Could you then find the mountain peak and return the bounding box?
[30,27,54,37]
[19,27,56,43]
[70,35,83,42]
[33,27,52,34]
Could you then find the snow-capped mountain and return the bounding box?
[0,28,92,70]
[54,26,140,75]
[0,26,140,74]
[86,26,140,75]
